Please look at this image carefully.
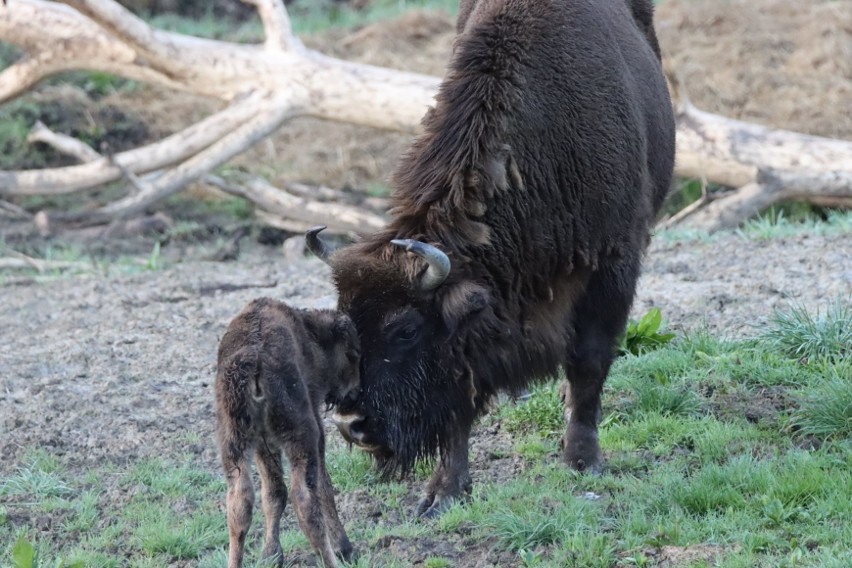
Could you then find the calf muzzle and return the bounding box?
[331,411,375,449]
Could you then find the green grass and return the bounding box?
[3,294,849,566]
[761,300,851,362]
[0,239,170,280]
[657,208,852,243]
[145,0,460,40]
[288,0,460,35]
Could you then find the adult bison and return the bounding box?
[308,0,675,517]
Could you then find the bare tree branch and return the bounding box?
[52,93,296,223]
[242,0,299,52]
[206,175,386,234]
[0,199,31,220]
[668,71,852,189]
[27,121,102,163]
[0,248,89,272]
[61,0,198,78]
[0,90,268,195]
[681,169,852,231]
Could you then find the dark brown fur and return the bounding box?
[215,298,360,568]
[326,0,675,517]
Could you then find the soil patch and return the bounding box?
[656,0,852,139]
[1,231,849,566]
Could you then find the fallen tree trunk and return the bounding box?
[663,73,852,230]
[0,0,850,232]
[676,169,852,231]
[23,121,383,234]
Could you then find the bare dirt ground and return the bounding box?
[1,230,850,565]
[1,0,851,565]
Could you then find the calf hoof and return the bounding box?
[260,546,284,568]
[561,422,603,474]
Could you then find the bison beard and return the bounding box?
[312,0,676,518]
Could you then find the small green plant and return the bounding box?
[488,510,570,551]
[762,301,851,362]
[11,537,84,568]
[423,557,452,568]
[789,373,852,439]
[619,308,676,356]
[517,548,542,566]
[145,241,162,271]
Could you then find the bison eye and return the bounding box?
[396,325,420,343]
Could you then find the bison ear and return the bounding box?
[440,281,491,333]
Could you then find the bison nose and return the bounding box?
[332,411,367,445]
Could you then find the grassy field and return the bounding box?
[2,300,849,567]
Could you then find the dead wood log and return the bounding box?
[0,0,850,231]
[663,72,852,230]
[678,169,852,231]
[0,249,90,271]
[205,175,386,234]
[0,0,432,229]
[23,120,384,233]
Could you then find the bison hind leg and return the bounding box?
[562,255,642,473]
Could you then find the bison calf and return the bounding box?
[215,298,360,568]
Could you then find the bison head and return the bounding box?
[307,226,493,475]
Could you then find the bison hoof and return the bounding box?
[415,494,457,519]
[561,422,603,474]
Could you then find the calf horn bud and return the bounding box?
[305,225,334,265]
[390,239,451,291]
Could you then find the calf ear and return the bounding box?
[440,281,491,333]
[331,314,360,360]
[331,313,357,341]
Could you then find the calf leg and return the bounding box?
[562,255,641,473]
[223,452,254,568]
[255,440,288,566]
[415,417,473,519]
[284,434,339,568]
[314,416,354,561]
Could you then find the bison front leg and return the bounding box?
[415,419,473,519]
[562,257,640,473]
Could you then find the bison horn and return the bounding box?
[305,225,334,265]
[390,239,451,291]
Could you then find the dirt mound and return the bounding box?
[656,0,852,139]
[314,9,456,76]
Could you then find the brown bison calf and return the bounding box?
[215,298,360,568]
